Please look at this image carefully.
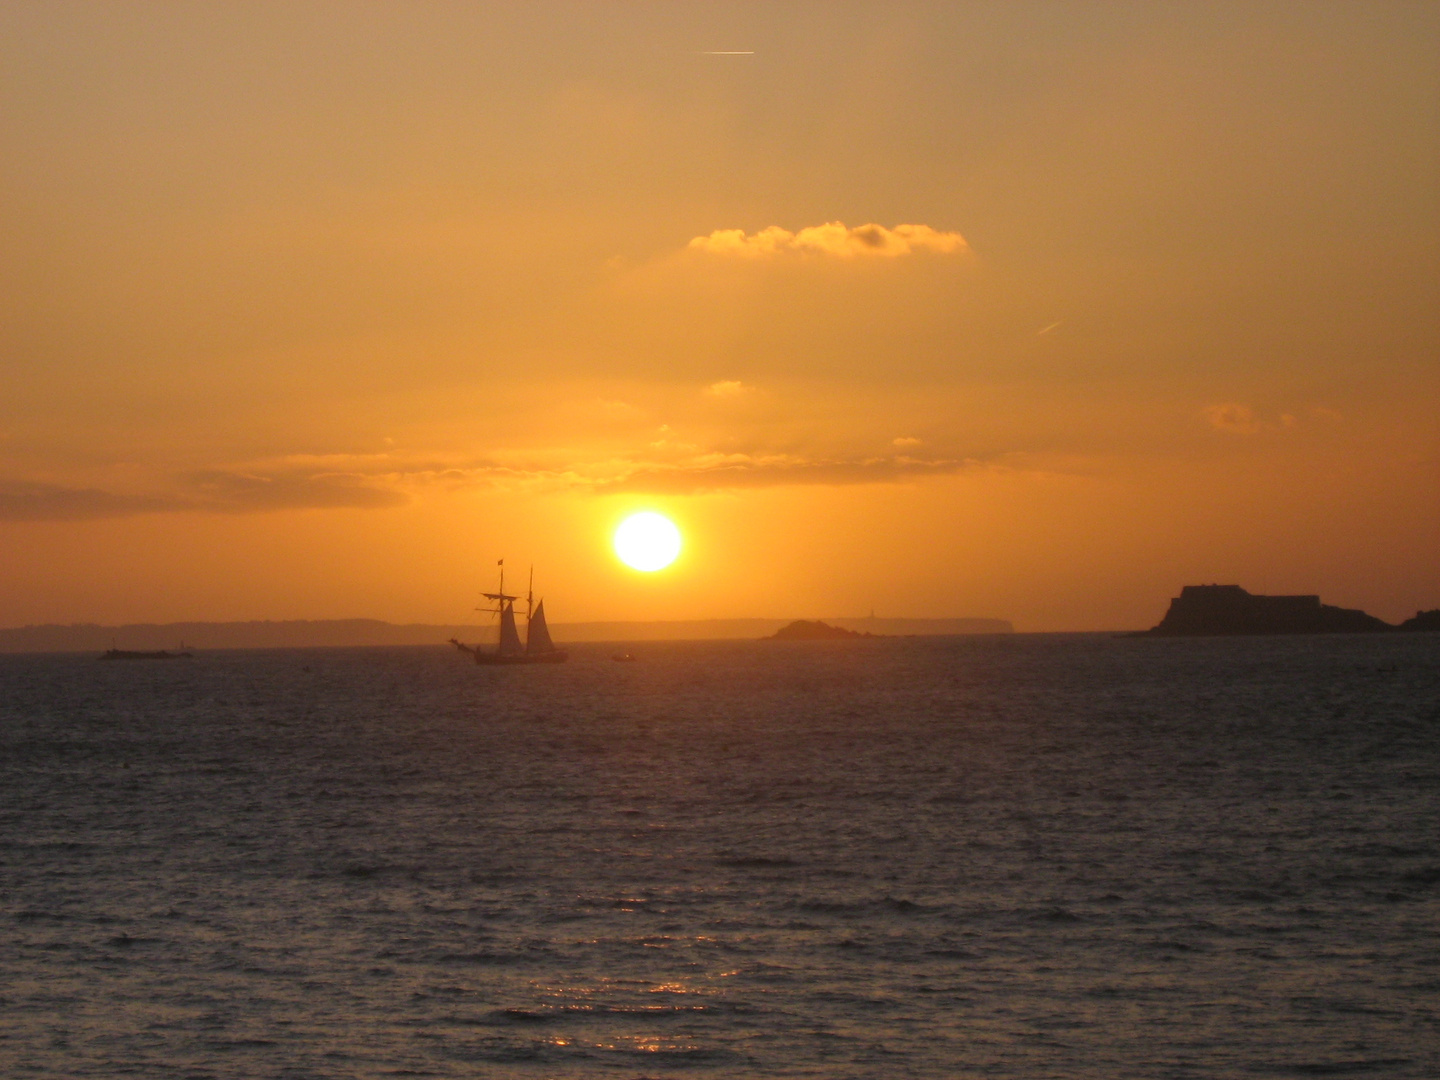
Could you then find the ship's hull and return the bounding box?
[450,638,566,664]
[470,650,567,665]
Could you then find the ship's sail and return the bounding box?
[498,602,524,655]
[526,600,555,654]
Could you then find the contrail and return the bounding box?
[1037,321,1063,335]
[702,51,755,55]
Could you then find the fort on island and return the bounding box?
[1143,584,1436,636]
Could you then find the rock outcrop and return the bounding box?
[1143,585,1392,636]
[1398,609,1440,632]
[766,620,875,641]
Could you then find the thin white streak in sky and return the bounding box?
[1037,321,1063,335]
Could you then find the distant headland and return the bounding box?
[0,615,1013,654]
[1140,585,1437,636]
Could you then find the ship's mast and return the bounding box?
[478,560,521,632]
[479,560,522,653]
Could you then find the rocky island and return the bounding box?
[766,620,876,641]
[1141,584,1434,636]
[1398,609,1440,632]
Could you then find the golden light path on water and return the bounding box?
[613,512,682,572]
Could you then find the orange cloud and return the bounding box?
[1202,403,1262,434]
[704,380,750,397]
[0,442,981,519]
[593,452,979,494]
[0,482,179,522]
[0,470,407,522]
[687,221,968,259]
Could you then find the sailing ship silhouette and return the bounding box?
[450,561,567,664]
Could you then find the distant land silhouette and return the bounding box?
[1142,585,1437,636]
[0,615,1013,654]
[767,620,875,640]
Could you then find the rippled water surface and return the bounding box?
[2,633,1438,1078]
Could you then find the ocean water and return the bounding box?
[1,633,1437,1079]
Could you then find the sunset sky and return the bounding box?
[1,1,1436,630]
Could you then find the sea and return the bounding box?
[1,633,1437,1079]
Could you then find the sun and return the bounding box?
[614,512,682,572]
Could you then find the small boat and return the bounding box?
[611,652,638,662]
[451,562,567,665]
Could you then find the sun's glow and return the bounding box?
[614,512,682,572]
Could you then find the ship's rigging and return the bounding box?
[451,562,566,664]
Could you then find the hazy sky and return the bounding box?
[1,1,1436,630]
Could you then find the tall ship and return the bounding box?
[450,562,567,664]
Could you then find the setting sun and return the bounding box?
[614,512,682,572]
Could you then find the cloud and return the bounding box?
[0,470,407,522]
[0,482,183,522]
[598,399,641,417]
[0,434,988,520]
[704,380,750,397]
[687,221,968,259]
[892,436,922,447]
[335,445,985,498]
[186,470,409,512]
[594,453,977,494]
[1202,403,1262,434]
[1202,402,1337,435]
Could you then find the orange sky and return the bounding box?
[1,2,1436,630]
